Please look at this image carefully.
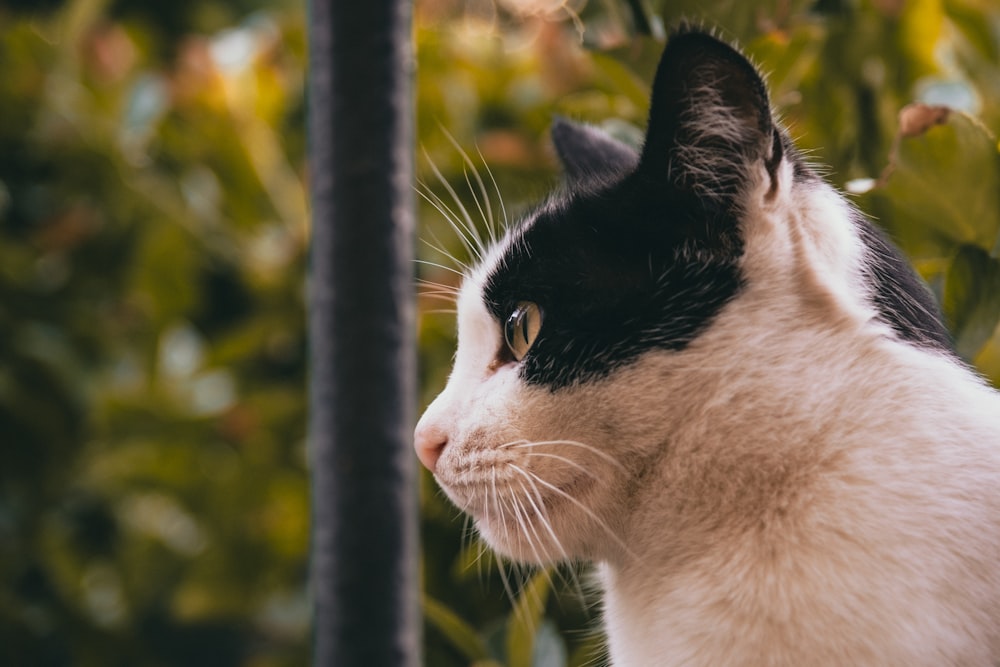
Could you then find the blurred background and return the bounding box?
[1,0,998,665]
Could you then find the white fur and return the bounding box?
[415,149,1000,665]
[598,163,1000,666]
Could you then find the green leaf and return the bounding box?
[943,0,999,62]
[423,594,491,662]
[875,105,1000,253]
[973,327,1000,388]
[591,35,664,86]
[943,244,1000,363]
[593,47,663,115]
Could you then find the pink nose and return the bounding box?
[414,423,448,473]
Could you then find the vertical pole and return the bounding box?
[307,0,418,665]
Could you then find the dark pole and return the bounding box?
[307,0,418,665]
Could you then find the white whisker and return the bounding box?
[504,439,628,473]
[416,181,481,264]
[510,480,546,565]
[516,477,563,559]
[476,144,509,239]
[414,258,465,277]
[490,467,519,607]
[509,463,636,561]
[440,125,498,247]
[416,277,461,293]
[522,451,602,481]
[417,292,459,303]
[512,471,589,603]
[418,235,469,275]
[421,149,486,261]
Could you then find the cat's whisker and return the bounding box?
[475,144,508,241]
[514,477,564,562]
[417,292,459,305]
[417,291,459,301]
[513,470,588,603]
[490,467,520,608]
[416,286,460,306]
[462,164,494,249]
[418,297,459,311]
[450,494,496,585]
[416,282,460,293]
[459,514,491,588]
[416,186,479,270]
[522,451,602,481]
[415,181,481,264]
[421,150,486,261]
[416,277,461,293]
[439,126,498,249]
[505,440,628,473]
[418,235,469,275]
[415,179,467,241]
[509,480,547,566]
[416,281,459,291]
[480,540,491,588]
[552,565,587,612]
[419,218,471,274]
[496,480,541,609]
[574,632,611,667]
[559,562,591,610]
[502,505,551,632]
[414,258,465,277]
[509,463,637,562]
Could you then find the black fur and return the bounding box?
[481,30,774,389]
[483,180,744,389]
[483,29,951,391]
[856,217,953,350]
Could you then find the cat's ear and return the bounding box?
[636,29,782,218]
[551,117,639,183]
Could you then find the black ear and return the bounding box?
[551,117,640,184]
[636,29,781,212]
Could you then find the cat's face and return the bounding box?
[414,29,949,566]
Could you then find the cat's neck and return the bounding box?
[597,333,1000,665]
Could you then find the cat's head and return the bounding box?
[414,28,948,565]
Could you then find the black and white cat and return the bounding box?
[415,27,1000,666]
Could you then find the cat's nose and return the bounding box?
[414,422,448,473]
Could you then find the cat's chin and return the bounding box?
[440,474,606,565]
[474,516,575,566]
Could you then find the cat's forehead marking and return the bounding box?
[471,189,747,390]
[468,206,543,295]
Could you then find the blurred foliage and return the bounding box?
[0,0,308,664]
[1,0,999,665]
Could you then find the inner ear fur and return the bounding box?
[635,27,783,248]
[637,28,782,203]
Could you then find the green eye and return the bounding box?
[504,301,542,361]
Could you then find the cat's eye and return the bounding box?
[504,301,542,361]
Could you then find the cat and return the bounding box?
[414,26,1000,666]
